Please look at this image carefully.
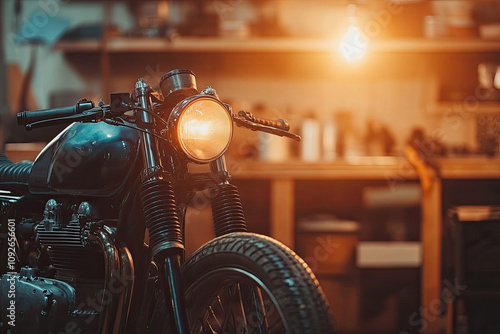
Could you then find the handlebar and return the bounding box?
[237,111,290,131]
[232,110,300,142]
[17,99,95,126]
[15,94,300,142]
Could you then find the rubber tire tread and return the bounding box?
[149,232,337,333]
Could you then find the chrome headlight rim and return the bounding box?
[167,95,233,164]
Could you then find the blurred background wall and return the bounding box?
[3,0,498,156]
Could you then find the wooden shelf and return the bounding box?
[228,157,418,180]
[369,38,500,53]
[429,101,500,114]
[228,156,500,181]
[55,39,102,52]
[428,156,500,179]
[54,37,500,54]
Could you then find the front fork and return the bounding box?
[134,80,247,333]
[135,79,189,334]
[209,158,247,237]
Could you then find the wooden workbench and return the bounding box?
[232,156,500,333]
[406,151,500,334]
[229,157,418,248]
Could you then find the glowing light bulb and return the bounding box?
[338,4,367,63]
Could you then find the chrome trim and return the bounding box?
[0,194,22,202]
[89,227,134,334]
[114,245,134,333]
[135,79,162,172]
[167,95,233,164]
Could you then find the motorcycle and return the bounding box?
[0,69,336,333]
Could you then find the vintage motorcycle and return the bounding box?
[0,69,335,333]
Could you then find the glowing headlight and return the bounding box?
[168,96,233,163]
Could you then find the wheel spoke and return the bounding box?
[220,284,238,333]
[192,279,288,334]
[200,317,217,334]
[198,281,288,334]
[207,305,221,329]
[236,283,249,333]
[216,295,224,315]
[251,286,269,333]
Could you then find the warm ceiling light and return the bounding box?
[338,4,367,63]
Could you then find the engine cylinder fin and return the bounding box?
[36,218,103,274]
[48,247,84,270]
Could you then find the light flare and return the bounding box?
[338,25,367,63]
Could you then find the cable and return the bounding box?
[103,118,169,143]
[122,103,169,127]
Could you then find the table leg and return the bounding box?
[270,179,295,249]
[421,169,444,333]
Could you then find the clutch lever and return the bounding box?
[232,110,301,142]
[25,108,104,130]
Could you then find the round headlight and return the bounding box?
[169,96,233,163]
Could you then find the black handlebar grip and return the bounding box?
[17,100,94,126]
[254,117,290,131]
[238,111,290,131]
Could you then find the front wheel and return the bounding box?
[149,232,336,333]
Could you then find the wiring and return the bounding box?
[121,103,169,127]
[103,118,169,143]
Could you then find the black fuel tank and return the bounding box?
[29,122,140,196]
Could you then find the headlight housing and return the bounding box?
[167,95,233,163]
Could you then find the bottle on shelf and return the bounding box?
[323,115,337,161]
[301,111,321,162]
[257,103,290,162]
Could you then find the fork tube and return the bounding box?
[135,79,161,169]
[135,79,190,334]
[210,157,247,237]
[159,254,189,334]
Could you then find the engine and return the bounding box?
[0,199,107,333]
[33,199,105,278]
[0,269,82,333]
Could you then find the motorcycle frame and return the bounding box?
[0,79,245,334]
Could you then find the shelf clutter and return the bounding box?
[55,36,500,54]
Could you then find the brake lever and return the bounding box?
[25,108,104,130]
[232,112,301,142]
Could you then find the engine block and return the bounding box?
[34,199,104,278]
[0,268,100,333]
